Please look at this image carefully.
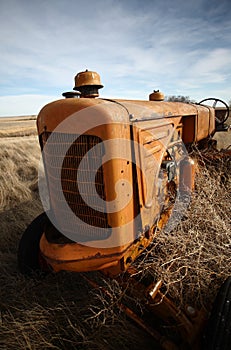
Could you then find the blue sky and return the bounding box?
[0,0,231,116]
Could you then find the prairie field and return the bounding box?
[0,115,230,349]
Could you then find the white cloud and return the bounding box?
[0,0,231,115]
[191,48,231,78]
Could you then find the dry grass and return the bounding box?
[0,136,40,210]
[0,117,157,350]
[0,116,230,349]
[135,148,231,310]
[0,116,37,138]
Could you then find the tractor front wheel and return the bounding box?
[18,212,50,276]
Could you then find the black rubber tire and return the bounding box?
[203,277,231,349]
[18,212,49,276]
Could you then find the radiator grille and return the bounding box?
[41,132,111,242]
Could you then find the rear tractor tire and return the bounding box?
[203,277,231,349]
[18,212,50,276]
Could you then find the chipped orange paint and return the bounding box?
[37,96,215,275]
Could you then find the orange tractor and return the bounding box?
[18,70,231,349]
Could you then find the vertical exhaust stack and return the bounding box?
[74,69,104,98]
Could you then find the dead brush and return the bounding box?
[0,130,230,349]
[84,148,231,318]
[131,148,231,311]
[77,149,231,345]
[0,137,40,211]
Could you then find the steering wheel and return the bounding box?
[198,98,230,125]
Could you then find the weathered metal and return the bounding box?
[20,71,231,349]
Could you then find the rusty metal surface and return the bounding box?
[37,98,215,143]
[38,98,199,273]
[21,71,231,349]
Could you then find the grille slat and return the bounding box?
[41,132,111,242]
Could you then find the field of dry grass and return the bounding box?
[0,116,230,349]
[0,117,158,350]
[0,116,37,138]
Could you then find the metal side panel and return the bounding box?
[132,118,181,230]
